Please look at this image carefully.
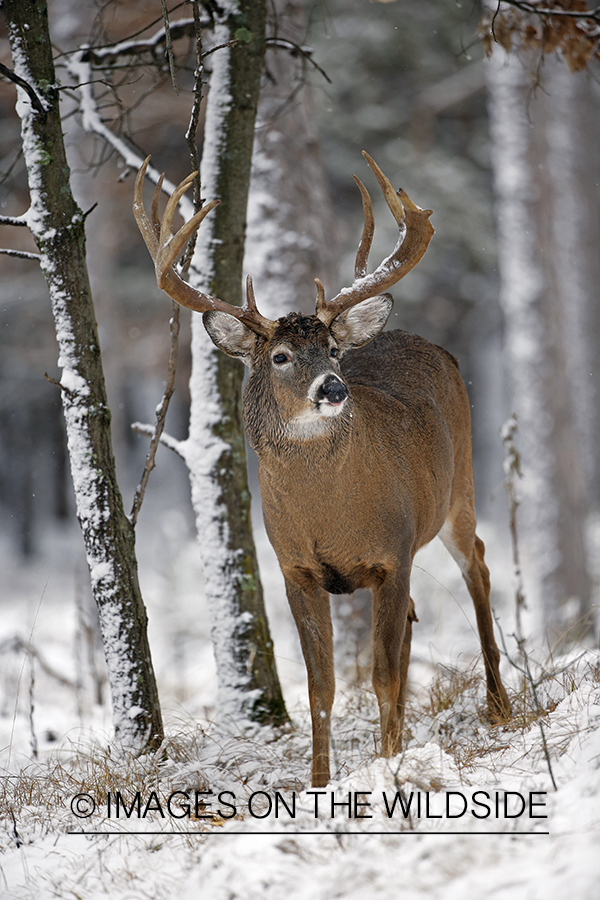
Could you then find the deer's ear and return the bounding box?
[203,311,256,366]
[330,294,393,350]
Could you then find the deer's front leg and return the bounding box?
[371,570,411,758]
[285,577,334,787]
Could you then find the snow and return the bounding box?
[2,521,599,898]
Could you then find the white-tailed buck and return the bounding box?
[134,152,511,787]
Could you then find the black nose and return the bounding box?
[317,375,348,405]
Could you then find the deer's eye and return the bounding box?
[330,347,340,358]
[273,352,290,365]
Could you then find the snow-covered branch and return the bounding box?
[65,51,193,219]
[77,18,207,66]
[0,213,29,226]
[0,247,41,261]
[492,1,600,23]
[131,421,186,460]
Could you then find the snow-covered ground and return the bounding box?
[1,513,599,898]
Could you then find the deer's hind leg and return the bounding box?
[439,497,511,722]
[396,596,418,748]
[371,567,413,758]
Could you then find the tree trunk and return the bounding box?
[245,0,338,317]
[486,47,592,645]
[3,0,163,749]
[186,0,288,724]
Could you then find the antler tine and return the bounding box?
[158,171,198,248]
[314,278,327,316]
[133,156,159,257]
[315,153,434,326]
[352,175,375,279]
[156,198,220,284]
[244,275,277,336]
[133,158,277,338]
[150,173,165,240]
[245,274,258,312]
[361,151,406,226]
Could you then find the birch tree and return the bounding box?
[246,0,338,318]
[182,0,288,725]
[485,43,595,645]
[1,0,163,750]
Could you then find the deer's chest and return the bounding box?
[258,461,406,595]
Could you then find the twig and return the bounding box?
[0,247,41,261]
[131,424,186,460]
[493,615,558,790]
[44,372,74,397]
[28,656,38,760]
[501,414,527,645]
[265,37,332,84]
[160,0,179,94]
[7,583,47,769]
[75,17,205,65]
[181,0,204,274]
[0,635,77,689]
[201,39,241,59]
[10,811,23,849]
[129,304,181,525]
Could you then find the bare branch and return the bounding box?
[65,50,194,219]
[77,18,205,66]
[500,414,527,646]
[493,615,557,791]
[181,0,205,274]
[44,372,74,396]
[160,0,179,94]
[494,1,600,23]
[129,303,181,525]
[265,37,332,84]
[0,635,77,690]
[201,39,241,60]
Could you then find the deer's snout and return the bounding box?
[315,374,348,406]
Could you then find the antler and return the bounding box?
[133,156,277,338]
[315,152,434,326]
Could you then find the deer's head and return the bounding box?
[133,153,433,448]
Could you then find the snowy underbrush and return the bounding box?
[2,649,599,834]
[2,523,600,897]
[2,649,600,897]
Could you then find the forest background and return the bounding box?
[0,2,599,894]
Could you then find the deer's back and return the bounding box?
[341,328,463,415]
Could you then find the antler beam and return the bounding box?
[133,157,276,338]
[315,151,434,326]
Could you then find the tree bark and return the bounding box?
[3,0,163,749]
[486,47,592,645]
[245,0,338,318]
[186,0,288,724]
